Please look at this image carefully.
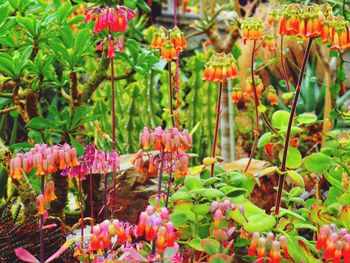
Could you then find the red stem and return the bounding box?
[210,82,224,177]
[40,176,45,263]
[89,170,93,233]
[79,178,84,245]
[157,149,166,198]
[244,40,260,172]
[110,51,117,218]
[165,151,172,208]
[280,35,291,92]
[168,62,175,126]
[274,38,314,215]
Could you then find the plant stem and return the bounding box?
[165,152,173,208]
[274,38,314,215]
[110,56,117,217]
[280,35,290,92]
[89,170,93,233]
[168,62,175,127]
[244,40,260,172]
[157,149,166,198]
[40,176,45,263]
[78,177,84,245]
[210,82,224,177]
[174,0,181,128]
[104,173,108,219]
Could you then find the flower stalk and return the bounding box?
[274,38,314,215]
[40,175,45,263]
[210,82,224,177]
[244,40,259,172]
[168,62,175,127]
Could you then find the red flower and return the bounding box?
[232,87,243,104]
[267,89,278,106]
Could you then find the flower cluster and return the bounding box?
[151,26,187,61]
[248,232,289,263]
[211,200,237,229]
[132,127,191,179]
[36,180,57,215]
[262,33,276,52]
[84,6,135,33]
[84,6,136,58]
[267,10,281,27]
[136,204,177,253]
[203,53,238,83]
[241,18,264,44]
[10,143,79,179]
[62,143,120,180]
[316,224,350,263]
[231,86,243,104]
[267,86,278,106]
[90,219,134,252]
[279,3,350,50]
[245,75,264,97]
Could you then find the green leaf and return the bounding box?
[171,191,193,202]
[279,208,306,221]
[191,204,210,215]
[69,135,84,156]
[71,105,91,129]
[297,113,317,125]
[337,193,350,205]
[243,213,276,233]
[286,170,304,188]
[220,185,247,197]
[271,110,290,129]
[201,188,224,199]
[137,0,151,12]
[200,238,220,255]
[0,53,16,78]
[125,0,137,9]
[278,147,302,169]
[26,117,58,130]
[282,92,294,100]
[303,153,332,173]
[260,166,278,176]
[169,212,187,226]
[257,132,272,148]
[203,177,221,186]
[184,176,203,190]
[188,238,204,251]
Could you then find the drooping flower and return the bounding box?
[267,10,281,27]
[36,194,45,216]
[203,53,238,83]
[44,180,57,203]
[232,87,243,104]
[248,232,260,256]
[267,88,278,106]
[160,40,177,61]
[170,26,187,52]
[262,33,276,52]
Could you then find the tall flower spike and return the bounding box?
[203,53,238,83]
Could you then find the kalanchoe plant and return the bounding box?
[151,26,187,127]
[10,143,79,263]
[202,52,238,177]
[132,126,192,207]
[84,4,135,208]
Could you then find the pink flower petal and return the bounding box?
[14,248,40,263]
